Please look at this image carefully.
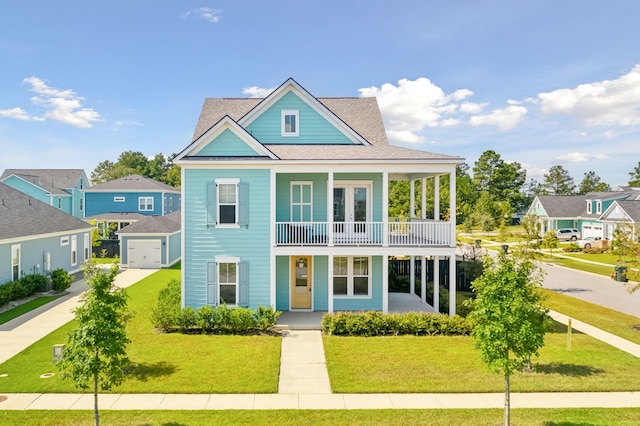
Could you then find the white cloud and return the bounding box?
[538,64,640,126]
[0,107,29,120]
[556,151,610,163]
[459,102,486,114]
[111,120,144,131]
[358,77,476,145]
[242,86,277,98]
[21,77,103,128]
[183,7,222,23]
[468,105,527,130]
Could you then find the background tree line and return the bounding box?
[90,151,181,187]
[389,151,640,231]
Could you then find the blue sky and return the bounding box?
[1,1,639,187]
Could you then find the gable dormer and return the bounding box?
[239,78,371,146]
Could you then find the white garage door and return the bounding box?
[128,240,162,269]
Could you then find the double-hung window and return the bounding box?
[333,256,371,297]
[11,245,20,281]
[218,180,238,225]
[281,110,299,137]
[139,196,154,211]
[207,256,248,307]
[218,261,238,305]
[207,178,248,228]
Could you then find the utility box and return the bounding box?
[52,344,65,363]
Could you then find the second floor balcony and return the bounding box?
[275,218,453,247]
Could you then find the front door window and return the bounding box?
[334,183,371,241]
[291,256,312,309]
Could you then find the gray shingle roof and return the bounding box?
[0,169,85,195]
[0,182,92,241]
[117,211,181,234]
[535,195,587,217]
[264,144,462,161]
[83,174,179,193]
[605,201,640,222]
[83,212,148,222]
[191,97,388,146]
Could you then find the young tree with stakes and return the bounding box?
[467,251,551,426]
[57,261,131,426]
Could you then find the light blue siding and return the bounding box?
[313,256,328,311]
[246,91,355,145]
[275,256,289,311]
[276,173,328,222]
[0,230,91,284]
[1,176,51,205]
[196,129,263,157]
[183,168,270,309]
[168,232,181,265]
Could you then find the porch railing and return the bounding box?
[275,220,452,247]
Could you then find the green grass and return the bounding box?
[2,409,640,426]
[0,296,60,325]
[324,321,640,393]
[561,251,638,266]
[542,288,640,344]
[0,266,281,393]
[543,257,616,276]
[92,257,120,264]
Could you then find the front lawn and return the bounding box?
[0,296,60,326]
[324,321,640,393]
[0,267,281,393]
[2,408,640,426]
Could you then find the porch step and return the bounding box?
[275,311,325,331]
[278,330,331,394]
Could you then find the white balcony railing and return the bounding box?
[275,220,452,247]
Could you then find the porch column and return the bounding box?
[410,178,415,218]
[421,178,426,219]
[434,175,440,221]
[448,170,456,245]
[327,171,334,246]
[433,255,440,314]
[382,254,389,313]
[328,253,334,313]
[270,169,277,309]
[410,256,415,294]
[421,255,426,304]
[382,171,389,247]
[449,255,457,316]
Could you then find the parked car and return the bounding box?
[576,236,601,249]
[555,228,581,241]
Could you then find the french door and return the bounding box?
[333,182,371,243]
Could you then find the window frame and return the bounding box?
[281,109,299,137]
[114,196,125,202]
[11,244,20,281]
[138,196,154,212]
[217,256,240,306]
[596,201,602,214]
[71,235,78,266]
[333,255,372,299]
[290,181,313,222]
[216,178,240,228]
[587,202,592,214]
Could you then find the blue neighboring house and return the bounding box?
[0,182,93,284]
[83,174,181,218]
[116,210,181,269]
[0,169,89,219]
[174,78,463,314]
[527,186,640,240]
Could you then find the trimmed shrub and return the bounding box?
[176,307,197,333]
[254,305,282,333]
[322,311,472,336]
[150,279,182,331]
[51,268,73,292]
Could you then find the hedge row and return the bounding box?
[0,269,73,308]
[151,279,281,334]
[322,311,472,336]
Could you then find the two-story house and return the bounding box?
[175,78,463,315]
[83,174,181,236]
[0,169,88,218]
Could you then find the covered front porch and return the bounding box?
[275,292,435,330]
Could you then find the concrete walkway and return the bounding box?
[278,330,331,394]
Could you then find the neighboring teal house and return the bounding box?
[117,210,181,269]
[83,174,181,218]
[0,183,93,284]
[0,169,88,218]
[527,187,640,240]
[175,78,463,315]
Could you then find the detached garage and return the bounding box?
[117,211,181,269]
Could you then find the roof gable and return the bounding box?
[117,210,181,234]
[601,200,640,222]
[528,195,585,218]
[0,169,87,195]
[176,116,277,160]
[238,78,370,146]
